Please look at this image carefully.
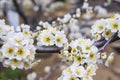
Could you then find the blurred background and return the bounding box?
[0,0,120,80]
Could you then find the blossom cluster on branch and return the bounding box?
[0,21,39,70]
[58,38,114,80]
[57,13,120,80]
[0,8,82,70]
[0,6,119,80]
[91,14,120,40]
[37,8,82,40]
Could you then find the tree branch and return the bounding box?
[94,39,107,48]
[13,0,29,24]
[13,0,42,29]
[31,0,37,5]
[114,0,120,3]
[30,5,42,30]
[36,32,120,53]
[36,46,63,53]
[98,32,118,52]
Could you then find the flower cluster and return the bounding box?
[91,14,120,40]
[57,8,81,24]
[36,8,82,41]
[58,38,114,80]
[60,39,99,62]
[0,23,39,70]
[56,8,82,40]
[68,19,82,40]
[0,8,81,70]
[37,27,67,47]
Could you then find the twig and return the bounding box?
[94,39,107,48]
[98,32,118,52]
[31,0,37,5]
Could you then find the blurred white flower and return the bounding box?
[105,52,114,67]
[94,6,108,17]
[0,20,8,36]
[82,2,89,9]
[27,72,37,80]
[44,66,51,73]
[63,74,79,80]
[86,64,97,76]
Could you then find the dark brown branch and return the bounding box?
[31,0,37,5]
[30,5,42,30]
[13,0,42,30]
[13,0,29,24]
[36,46,63,53]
